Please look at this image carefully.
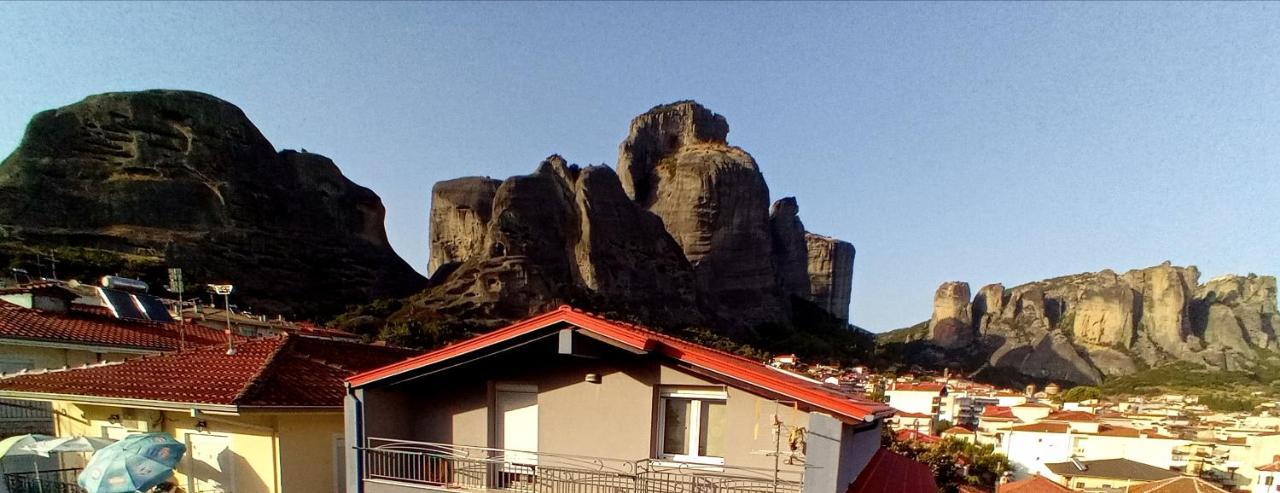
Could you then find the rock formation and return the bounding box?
[616,102,784,324]
[805,233,855,321]
[412,101,858,329]
[0,90,424,317]
[426,177,500,277]
[905,262,1279,384]
[401,156,700,328]
[928,282,974,348]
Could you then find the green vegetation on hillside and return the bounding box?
[1100,356,1280,397]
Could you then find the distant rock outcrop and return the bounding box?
[0,90,424,317]
[410,101,858,329]
[902,262,1279,384]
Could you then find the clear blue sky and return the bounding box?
[1,2,1277,332]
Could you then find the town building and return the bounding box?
[0,334,415,493]
[1043,458,1179,491]
[342,306,919,493]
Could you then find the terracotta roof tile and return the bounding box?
[996,475,1071,493]
[896,429,941,444]
[1044,410,1099,422]
[846,448,938,493]
[0,335,417,408]
[1124,477,1229,493]
[347,305,893,423]
[1008,422,1071,433]
[982,406,1018,420]
[0,300,231,352]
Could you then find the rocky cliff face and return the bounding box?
[906,262,1278,384]
[0,90,424,317]
[412,101,857,329]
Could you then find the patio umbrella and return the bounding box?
[77,433,186,493]
[25,436,116,457]
[0,434,55,458]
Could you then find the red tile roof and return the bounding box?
[1256,455,1280,472]
[943,426,974,435]
[1008,422,1071,433]
[347,305,894,423]
[846,448,938,493]
[1124,477,1229,493]
[896,411,934,419]
[996,475,1071,493]
[1044,410,1098,422]
[0,335,417,409]
[1014,402,1053,408]
[0,300,233,352]
[891,382,946,392]
[982,406,1018,421]
[896,429,941,444]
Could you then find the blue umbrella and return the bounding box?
[78,433,186,493]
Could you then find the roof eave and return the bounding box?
[0,390,240,414]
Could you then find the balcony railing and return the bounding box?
[3,468,85,493]
[360,438,803,493]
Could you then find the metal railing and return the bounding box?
[360,439,803,493]
[3,468,85,493]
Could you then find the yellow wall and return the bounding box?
[50,401,345,493]
[0,343,137,373]
[1059,475,1152,490]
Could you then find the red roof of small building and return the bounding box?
[0,300,232,352]
[1124,477,1229,493]
[1014,402,1053,408]
[347,305,894,423]
[996,475,1071,493]
[891,382,947,393]
[1008,422,1071,433]
[1256,455,1280,472]
[982,405,1018,420]
[846,447,939,493]
[943,426,974,435]
[896,411,934,419]
[0,335,417,409]
[1044,410,1098,422]
[896,429,941,444]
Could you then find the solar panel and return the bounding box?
[132,293,174,323]
[97,287,145,320]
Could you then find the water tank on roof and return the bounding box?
[100,276,149,292]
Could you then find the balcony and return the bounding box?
[359,439,804,493]
[3,468,84,493]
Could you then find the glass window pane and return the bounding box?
[698,401,726,458]
[663,399,691,455]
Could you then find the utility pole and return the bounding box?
[209,284,236,355]
[168,269,185,350]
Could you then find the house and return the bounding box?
[0,334,415,493]
[1043,458,1179,491]
[0,280,234,437]
[343,306,917,493]
[845,448,939,493]
[1125,477,1229,493]
[1001,419,1188,479]
[995,475,1070,493]
[1255,455,1280,493]
[884,382,945,419]
[891,411,935,435]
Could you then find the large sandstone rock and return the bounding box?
[403,157,700,328]
[891,262,1278,385]
[426,177,500,276]
[617,102,785,325]
[928,281,974,348]
[413,101,857,330]
[770,198,811,299]
[973,283,1005,333]
[805,233,855,321]
[1071,278,1136,348]
[0,90,423,317]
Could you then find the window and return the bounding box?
[657,388,727,465]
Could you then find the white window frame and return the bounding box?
[656,388,728,466]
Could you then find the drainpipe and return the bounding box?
[345,383,364,493]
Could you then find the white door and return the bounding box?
[185,434,234,493]
[495,383,538,466]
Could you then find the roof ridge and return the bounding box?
[229,335,292,405]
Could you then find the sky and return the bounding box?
[1,2,1277,332]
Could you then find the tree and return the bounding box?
[1059,385,1103,403]
[882,426,1010,493]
